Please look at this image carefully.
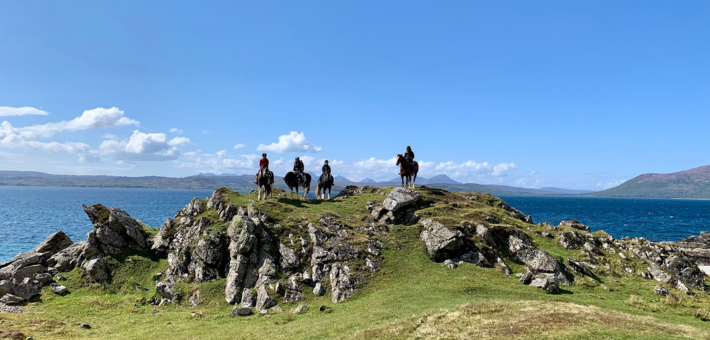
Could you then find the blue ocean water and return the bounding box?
[0,187,213,263]
[2,187,709,263]
[500,196,710,243]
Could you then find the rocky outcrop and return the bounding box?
[677,232,710,266]
[508,234,570,286]
[560,220,590,231]
[330,263,355,303]
[83,204,150,256]
[0,232,76,303]
[420,219,467,261]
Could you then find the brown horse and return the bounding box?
[396,154,418,189]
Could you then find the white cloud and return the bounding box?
[257,131,322,153]
[168,136,191,146]
[169,128,183,134]
[0,107,138,141]
[177,154,259,171]
[0,106,49,117]
[233,143,245,150]
[216,150,227,158]
[100,130,182,161]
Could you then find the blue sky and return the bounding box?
[0,1,708,190]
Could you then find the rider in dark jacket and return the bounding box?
[404,146,415,166]
[322,160,332,182]
[294,157,305,182]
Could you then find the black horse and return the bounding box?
[316,173,334,199]
[283,171,311,199]
[256,167,273,201]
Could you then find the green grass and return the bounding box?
[2,188,710,339]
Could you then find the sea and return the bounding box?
[1,186,709,263]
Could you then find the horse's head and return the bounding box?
[396,154,403,165]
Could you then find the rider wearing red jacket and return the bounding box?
[255,153,269,184]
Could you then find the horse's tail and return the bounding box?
[316,184,321,196]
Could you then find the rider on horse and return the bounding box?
[294,157,305,184]
[405,146,416,169]
[255,153,270,184]
[322,160,332,182]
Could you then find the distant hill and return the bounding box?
[591,165,710,198]
[0,171,590,197]
[540,187,596,195]
[333,175,352,182]
[359,178,378,184]
[421,174,460,184]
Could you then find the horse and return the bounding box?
[283,171,311,199]
[396,154,418,189]
[256,167,273,201]
[315,173,334,199]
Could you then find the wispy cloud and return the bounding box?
[233,143,245,150]
[0,106,49,117]
[169,128,183,134]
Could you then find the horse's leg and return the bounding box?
[328,188,331,199]
[401,175,405,188]
[258,187,261,201]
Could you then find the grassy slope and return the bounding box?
[2,188,710,339]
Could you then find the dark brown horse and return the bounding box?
[396,154,418,189]
[257,166,273,201]
[283,171,311,199]
[315,173,334,199]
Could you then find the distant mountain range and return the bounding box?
[0,171,594,197]
[591,165,710,198]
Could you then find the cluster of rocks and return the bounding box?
[366,188,422,225]
[0,204,153,306]
[150,188,390,315]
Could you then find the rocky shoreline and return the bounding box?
[1,186,709,316]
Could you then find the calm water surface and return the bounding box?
[2,187,709,262]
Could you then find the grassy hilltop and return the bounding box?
[2,187,710,340]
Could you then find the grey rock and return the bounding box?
[11,278,42,300]
[255,284,276,310]
[0,280,10,297]
[278,243,300,272]
[443,259,457,269]
[294,304,308,314]
[383,188,422,212]
[47,241,89,272]
[83,204,149,255]
[560,220,590,231]
[519,268,533,285]
[330,263,355,303]
[230,306,253,317]
[50,283,68,295]
[530,274,559,293]
[33,272,53,285]
[419,219,467,261]
[654,285,672,297]
[509,235,570,285]
[225,254,248,304]
[241,288,256,308]
[496,257,512,276]
[567,259,595,278]
[81,257,108,282]
[457,251,490,267]
[155,280,177,303]
[80,323,91,329]
[0,294,24,305]
[475,224,494,247]
[32,231,73,255]
[663,255,705,290]
[558,232,583,250]
[648,266,672,283]
[313,282,325,296]
[12,265,43,281]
